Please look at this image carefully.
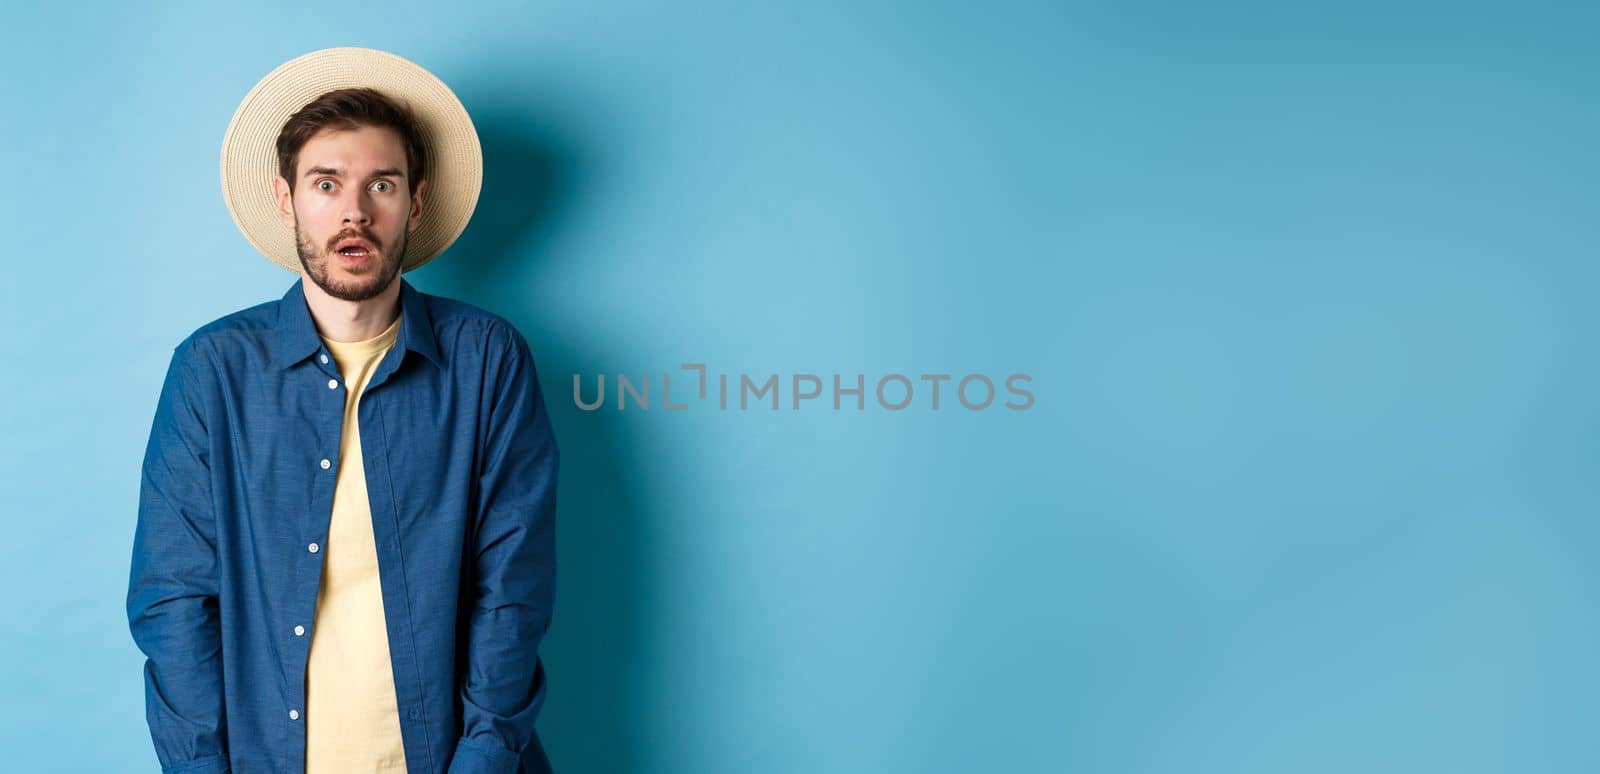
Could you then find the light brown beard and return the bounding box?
[294,222,408,302]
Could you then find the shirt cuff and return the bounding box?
[447,735,522,774]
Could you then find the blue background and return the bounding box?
[3,1,1597,772]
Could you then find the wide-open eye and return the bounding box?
[372,180,393,193]
[316,179,335,193]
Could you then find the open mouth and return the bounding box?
[334,237,376,261]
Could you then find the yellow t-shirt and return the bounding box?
[305,310,408,773]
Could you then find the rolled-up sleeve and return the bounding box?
[126,340,230,774]
[449,323,559,774]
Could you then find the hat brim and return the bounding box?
[220,47,482,274]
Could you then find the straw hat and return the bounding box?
[219,47,482,273]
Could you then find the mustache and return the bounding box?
[328,230,381,251]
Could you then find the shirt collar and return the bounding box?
[271,276,442,371]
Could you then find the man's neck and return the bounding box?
[301,274,402,343]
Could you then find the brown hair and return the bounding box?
[275,87,428,195]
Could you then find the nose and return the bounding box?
[340,188,372,227]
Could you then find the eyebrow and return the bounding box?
[303,165,406,180]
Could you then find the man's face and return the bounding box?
[273,125,428,302]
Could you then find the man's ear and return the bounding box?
[407,178,429,233]
[273,175,295,228]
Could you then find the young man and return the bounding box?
[126,48,559,774]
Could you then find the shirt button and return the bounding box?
[289,709,300,721]
[319,354,329,364]
[320,458,331,470]
[327,378,339,390]
[308,542,319,553]
[294,625,305,636]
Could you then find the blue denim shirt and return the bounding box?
[126,277,559,774]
